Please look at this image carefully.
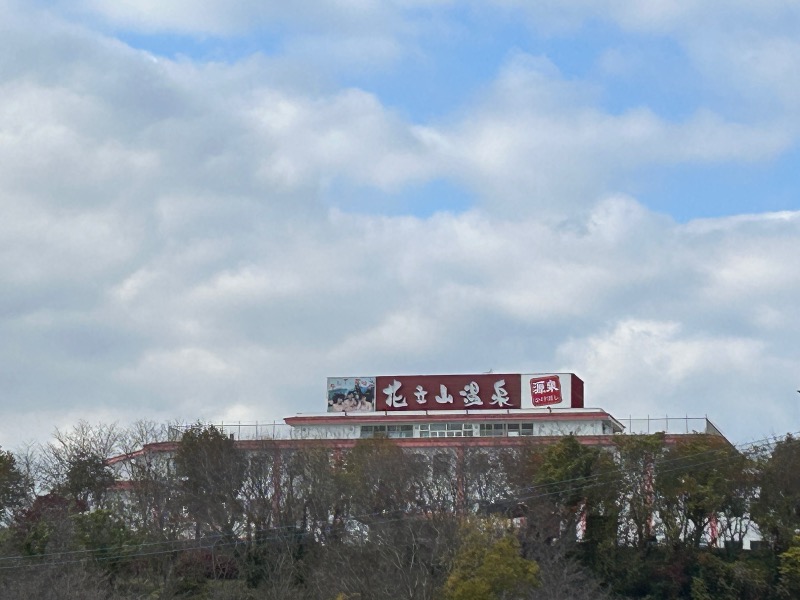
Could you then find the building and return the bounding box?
[113,371,726,459]
[271,371,723,447]
[107,371,740,549]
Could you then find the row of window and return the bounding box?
[360,422,538,439]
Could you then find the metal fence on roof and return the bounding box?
[168,415,724,442]
[168,422,294,441]
[616,416,722,436]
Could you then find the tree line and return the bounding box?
[1,421,800,599]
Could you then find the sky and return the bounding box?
[1,0,799,449]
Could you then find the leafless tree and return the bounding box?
[37,421,122,510]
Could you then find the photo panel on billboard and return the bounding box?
[327,377,376,412]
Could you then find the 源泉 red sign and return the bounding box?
[529,375,563,407]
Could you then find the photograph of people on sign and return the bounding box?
[327,377,376,412]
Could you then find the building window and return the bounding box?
[360,424,412,438]
[479,423,506,437]
[360,425,386,438]
[418,423,476,438]
[387,425,413,439]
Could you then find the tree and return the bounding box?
[11,493,75,556]
[463,447,513,511]
[60,450,115,510]
[778,536,800,598]
[654,435,746,549]
[613,433,665,549]
[689,551,770,600]
[442,521,539,600]
[73,508,140,582]
[274,440,462,600]
[528,548,617,600]
[0,561,111,600]
[0,448,25,525]
[307,515,459,600]
[753,435,800,551]
[278,445,343,543]
[38,421,122,511]
[174,424,246,540]
[528,436,614,547]
[341,437,421,520]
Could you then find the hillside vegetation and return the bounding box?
[1,422,799,599]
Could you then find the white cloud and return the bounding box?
[561,318,765,393]
[686,31,800,117]
[438,55,791,215]
[492,1,800,35]
[247,88,440,191]
[557,317,792,437]
[72,0,383,35]
[2,4,800,452]
[70,0,458,34]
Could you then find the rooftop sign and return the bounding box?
[327,373,583,413]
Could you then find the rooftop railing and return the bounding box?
[168,422,294,441]
[616,416,723,436]
[168,414,724,442]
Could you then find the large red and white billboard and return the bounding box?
[326,373,583,412]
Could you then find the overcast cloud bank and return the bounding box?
[1,1,799,447]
